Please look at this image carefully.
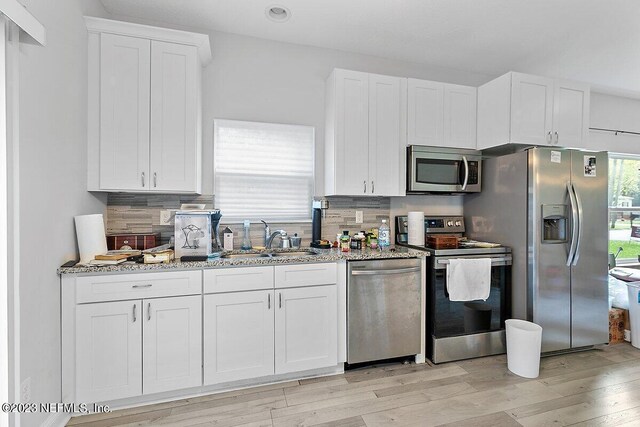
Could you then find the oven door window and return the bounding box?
[415,158,462,185]
[430,264,511,338]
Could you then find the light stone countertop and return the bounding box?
[58,246,429,275]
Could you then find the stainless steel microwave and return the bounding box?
[407,146,482,194]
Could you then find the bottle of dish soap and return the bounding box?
[378,219,390,248]
[241,220,252,250]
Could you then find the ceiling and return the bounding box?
[100,0,640,93]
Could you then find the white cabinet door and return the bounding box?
[275,285,337,374]
[407,78,444,146]
[333,69,369,195]
[510,73,554,145]
[553,80,590,149]
[368,74,406,196]
[143,295,202,394]
[150,41,200,193]
[204,291,274,385]
[76,300,142,402]
[443,84,477,149]
[99,34,150,191]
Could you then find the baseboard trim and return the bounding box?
[42,411,71,427]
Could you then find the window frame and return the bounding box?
[608,153,640,264]
[213,119,316,224]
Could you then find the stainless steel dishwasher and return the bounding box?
[347,258,422,364]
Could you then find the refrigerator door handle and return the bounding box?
[566,181,579,267]
[461,156,469,190]
[572,183,584,266]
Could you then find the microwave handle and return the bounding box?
[460,156,469,190]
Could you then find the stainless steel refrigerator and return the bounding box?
[464,147,608,353]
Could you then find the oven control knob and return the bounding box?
[455,220,462,227]
[447,220,453,227]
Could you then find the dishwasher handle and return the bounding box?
[350,266,421,276]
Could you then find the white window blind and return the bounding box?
[214,119,315,222]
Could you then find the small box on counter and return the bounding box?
[609,308,626,344]
[107,233,160,251]
[426,235,458,249]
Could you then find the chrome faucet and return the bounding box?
[261,220,270,247]
[266,230,290,249]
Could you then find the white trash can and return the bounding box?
[505,319,543,378]
[626,282,640,349]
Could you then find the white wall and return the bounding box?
[17,1,109,426]
[200,31,493,197]
[584,92,640,155]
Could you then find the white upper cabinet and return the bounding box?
[553,79,590,148]
[369,73,406,197]
[407,79,443,146]
[408,79,477,149]
[510,73,554,145]
[477,72,590,150]
[150,41,200,192]
[98,34,151,191]
[86,17,210,194]
[325,69,406,196]
[443,84,477,149]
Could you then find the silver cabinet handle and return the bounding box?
[371,181,374,194]
[141,172,145,187]
[279,293,282,309]
[132,284,152,289]
[363,180,366,193]
[133,304,137,322]
[554,131,559,145]
[153,172,157,188]
[547,131,552,144]
[461,155,469,190]
[147,303,151,321]
[268,293,271,309]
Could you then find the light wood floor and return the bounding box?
[67,343,640,427]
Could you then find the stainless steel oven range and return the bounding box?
[396,215,512,364]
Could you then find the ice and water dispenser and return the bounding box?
[542,204,568,243]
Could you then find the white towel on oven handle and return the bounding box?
[446,258,492,301]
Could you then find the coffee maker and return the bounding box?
[174,209,222,258]
[310,200,331,248]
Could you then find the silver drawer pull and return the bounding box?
[132,284,153,288]
[133,304,137,322]
[351,266,421,276]
[437,257,510,265]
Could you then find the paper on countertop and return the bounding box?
[74,214,108,264]
[407,211,425,246]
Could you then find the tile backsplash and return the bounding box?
[105,194,391,249]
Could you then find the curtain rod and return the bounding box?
[590,127,640,136]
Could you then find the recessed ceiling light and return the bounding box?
[265,5,291,23]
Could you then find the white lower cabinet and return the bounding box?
[76,300,142,403]
[75,296,202,402]
[203,290,275,385]
[275,286,338,374]
[143,295,202,394]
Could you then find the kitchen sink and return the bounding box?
[220,253,273,259]
[220,250,319,260]
[271,250,318,257]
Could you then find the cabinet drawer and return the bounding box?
[76,270,202,303]
[204,266,274,293]
[275,263,338,288]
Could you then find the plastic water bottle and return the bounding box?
[378,219,390,248]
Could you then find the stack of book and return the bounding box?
[88,250,141,266]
